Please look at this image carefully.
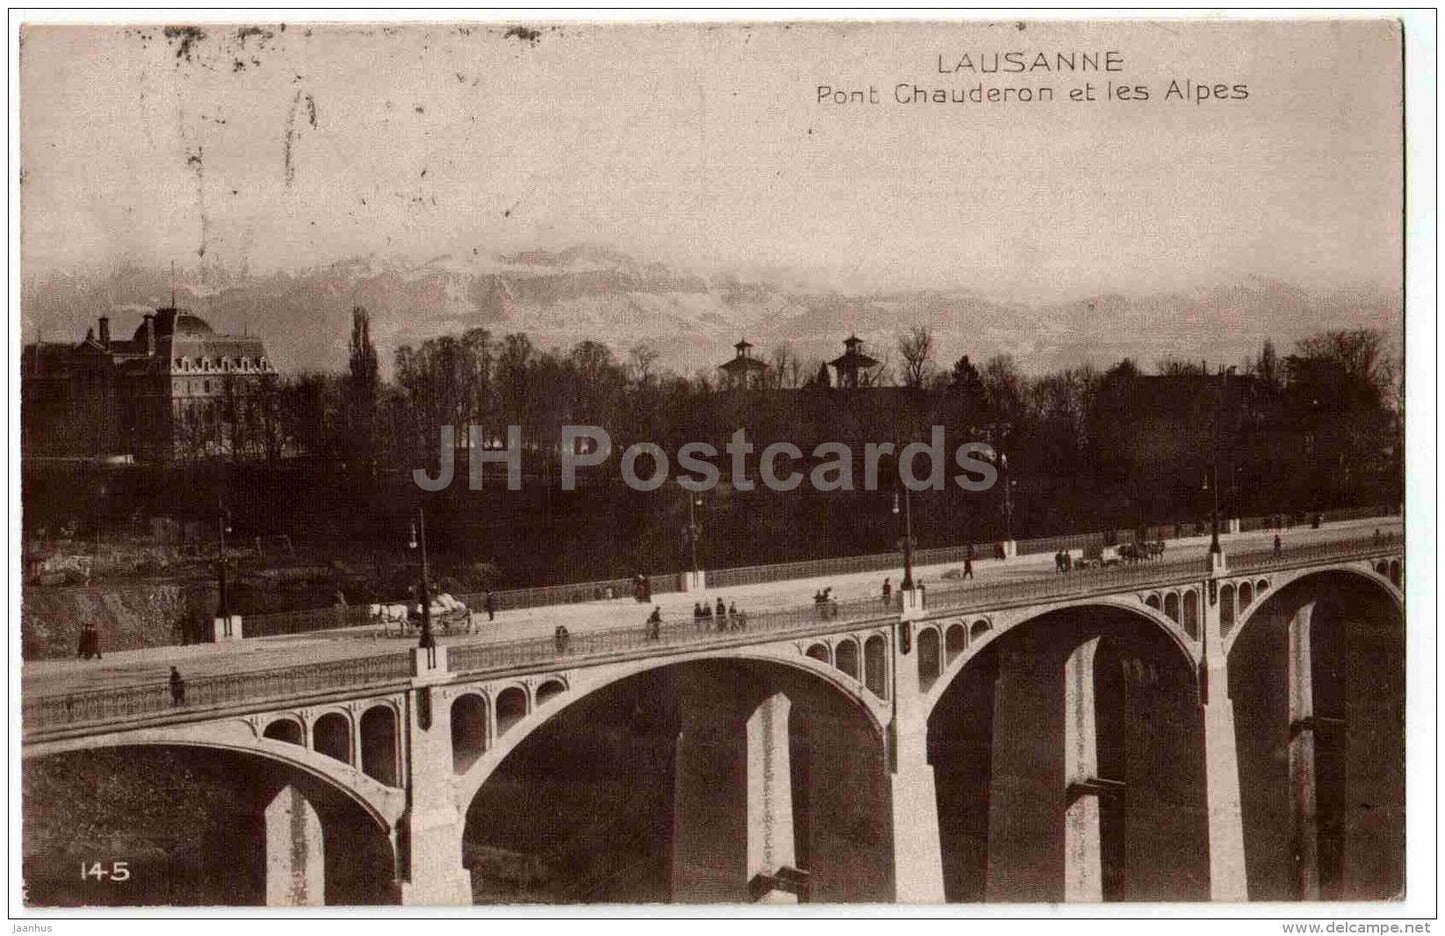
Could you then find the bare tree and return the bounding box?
[768,343,804,389]
[897,325,935,389]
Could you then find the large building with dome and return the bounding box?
[21,306,274,462]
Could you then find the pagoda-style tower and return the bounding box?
[718,338,770,388]
[828,335,879,389]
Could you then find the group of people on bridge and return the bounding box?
[692,597,747,632]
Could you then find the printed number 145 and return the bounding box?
[80,861,129,881]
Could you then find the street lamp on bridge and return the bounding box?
[216,501,232,632]
[686,490,703,581]
[999,452,1015,544]
[409,508,436,665]
[1202,463,1222,556]
[893,487,915,591]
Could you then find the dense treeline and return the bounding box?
[22,309,1402,586]
[265,310,1401,517]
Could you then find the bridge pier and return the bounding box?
[985,643,1063,901]
[265,784,325,906]
[1200,558,1249,902]
[670,671,805,903]
[1287,602,1320,901]
[400,674,473,906]
[746,692,799,903]
[889,604,946,904]
[1063,638,1104,903]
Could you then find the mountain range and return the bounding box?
[21,245,1403,379]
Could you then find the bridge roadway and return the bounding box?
[23,516,1400,701]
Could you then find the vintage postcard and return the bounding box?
[12,11,1429,924]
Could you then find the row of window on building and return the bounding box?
[172,355,270,373]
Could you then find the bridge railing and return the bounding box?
[241,507,1397,638]
[27,534,1400,734]
[1226,533,1401,574]
[448,593,900,675]
[24,651,414,734]
[244,572,681,639]
[247,605,375,637]
[923,533,1400,617]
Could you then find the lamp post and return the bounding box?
[217,501,232,623]
[686,491,702,581]
[1203,463,1221,555]
[409,508,435,658]
[1000,452,1014,544]
[893,487,915,591]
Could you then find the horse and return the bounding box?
[369,603,411,637]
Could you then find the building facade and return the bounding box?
[21,307,273,462]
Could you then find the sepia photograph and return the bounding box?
[10,10,1431,922]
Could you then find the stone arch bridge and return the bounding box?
[22,535,1404,906]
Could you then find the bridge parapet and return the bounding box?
[23,534,1400,743]
[23,651,414,740]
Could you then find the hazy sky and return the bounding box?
[20,19,1403,301]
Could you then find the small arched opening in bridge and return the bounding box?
[1220,584,1236,634]
[917,627,941,691]
[1181,589,1199,640]
[834,638,860,681]
[927,603,1206,904]
[23,745,398,906]
[451,693,489,775]
[1257,578,1270,595]
[970,619,991,643]
[863,635,888,699]
[1163,592,1180,623]
[263,717,304,747]
[1228,570,1404,902]
[1239,581,1254,611]
[1374,560,1389,577]
[1389,560,1401,587]
[312,712,352,765]
[945,624,966,665]
[1144,593,1161,611]
[805,642,831,665]
[495,687,528,737]
[461,658,891,904]
[359,705,398,787]
[536,680,566,707]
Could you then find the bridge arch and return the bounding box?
[835,637,860,680]
[925,599,1207,902]
[917,625,942,691]
[1225,564,1402,653]
[924,596,1197,718]
[359,704,400,787]
[312,711,353,765]
[263,715,305,746]
[944,623,966,665]
[23,727,404,833]
[454,650,891,903]
[450,692,490,775]
[1224,565,1404,901]
[455,648,886,811]
[23,735,401,907]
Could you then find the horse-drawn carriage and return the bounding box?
[1118,540,1167,563]
[369,593,474,637]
